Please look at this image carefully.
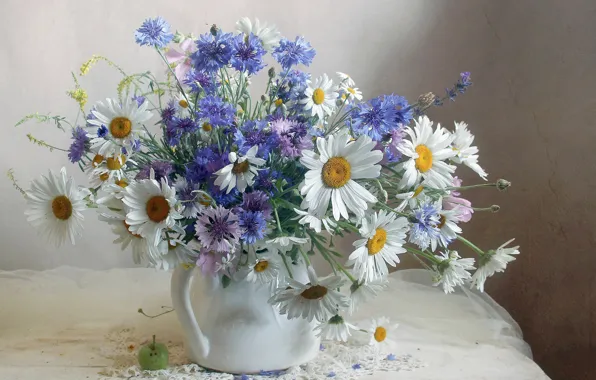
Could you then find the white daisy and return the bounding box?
[365,316,398,347]
[315,314,356,342]
[348,278,388,315]
[337,73,363,103]
[174,91,194,118]
[246,255,282,285]
[434,206,462,251]
[395,185,426,212]
[235,17,281,52]
[89,154,131,188]
[471,239,519,292]
[151,238,198,271]
[99,204,149,265]
[95,180,131,206]
[347,210,409,282]
[293,208,337,234]
[266,236,309,255]
[301,74,338,120]
[214,145,266,194]
[397,116,457,189]
[87,97,152,157]
[24,167,90,246]
[216,252,238,276]
[336,72,356,87]
[432,250,475,293]
[450,121,488,180]
[300,133,382,221]
[269,266,350,322]
[122,176,183,246]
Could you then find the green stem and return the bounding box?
[447,183,496,191]
[299,247,311,266]
[273,206,284,234]
[456,235,485,256]
[376,202,409,218]
[381,164,402,177]
[404,246,441,264]
[280,252,294,279]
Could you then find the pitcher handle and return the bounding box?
[171,265,210,358]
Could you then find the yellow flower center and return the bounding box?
[51,195,72,220]
[437,214,447,229]
[413,185,424,197]
[347,87,356,95]
[254,260,269,273]
[415,144,433,173]
[106,155,126,171]
[178,99,189,108]
[374,326,387,342]
[92,154,104,168]
[322,157,351,188]
[312,88,325,105]
[116,179,128,188]
[109,117,132,139]
[202,123,212,132]
[99,173,109,182]
[146,195,170,223]
[367,228,387,255]
[123,220,141,238]
[274,98,284,107]
[232,160,250,174]
[300,285,328,300]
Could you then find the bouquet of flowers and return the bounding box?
[12,17,519,343]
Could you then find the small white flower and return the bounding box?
[315,314,356,342]
[451,121,488,180]
[337,73,363,103]
[216,252,237,275]
[24,167,90,247]
[293,208,337,234]
[348,210,409,282]
[246,255,282,285]
[395,185,426,212]
[99,204,150,265]
[214,145,266,194]
[434,206,462,251]
[336,72,356,87]
[301,74,338,120]
[88,154,132,189]
[471,239,520,292]
[397,116,456,189]
[122,176,183,246]
[269,266,350,322]
[365,316,398,347]
[235,17,281,52]
[151,238,198,271]
[174,92,194,118]
[266,236,309,255]
[432,250,475,293]
[349,278,388,315]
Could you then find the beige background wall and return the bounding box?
[1,1,595,379]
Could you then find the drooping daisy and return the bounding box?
[122,176,183,246]
[349,278,388,315]
[315,314,356,342]
[395,185,427,212]
[300,133,382,220]
[432,250,475,293]
[397,116,456,189]
[336,72,356,87]
[246,255,281,285]
[235,17,281,52]
[269,266,350,322]
[87,97,152,157]
[434,206,462,251]
[195,206,241,253]
[293,209,337,234]
[471,239,520,292]
[348,210,409,282]
[24,168,90,246]
[266,236,309,255]
[365,317,398,347]
[214,146,266,194]
[301,74,338,120]
[99,205,148,265]
[450,121,488,180]
[152,238,198,271]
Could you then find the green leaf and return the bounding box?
[221,275,231,289]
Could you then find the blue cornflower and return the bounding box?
[272,36,316,70]
[384,94,413,126]
[172,117,199,134]
[186,146,219,184]
[132,95,146,107]
[286,69,310,100]
[234,120,275,158]
[68,127,89,163]
[192,31,235,73]
[161,100,177,123]
[231,33,266,75]
[209,183,240,208]
[240,191,272,220]
[134,17,174,48]
[135,161,174,182]
[349,96,398,141]
[97,125,108,138]
[184,69,217,95]
[238,210,267,244]
[386,128,406,163]
[253,169,280,195]
[409,202,441,250]
[131,139,142,152]
[197,96,236,127]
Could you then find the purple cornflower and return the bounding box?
[408,201,441,250]
[68,127,89,163]
[172,117,199,134]
[253,169,281,195]
[131,139,142,152]
[270,118,313,158]
[196,249,224,276]
[384,94,413,125]
[195,206,241,252]
[234,119,274,158]
[184,68,217,95]
[135,161,174,182]
[174,176,201,218]
[134,17,173,48]
[285,70,310,100]
[197,96,235,127]
[238,211,267,244]
[97,125,108,138]
[209,183,240,208]
[386,127,406,163]
[192,31,235,73]
[231,33,266,75]
[161,100,177,123]
[186,146,219,184]
[272,36,316,70]
[349,96,398,141]
[132,95,146,107]
[240,191,272,219]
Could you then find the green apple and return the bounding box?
[138,335,169,371]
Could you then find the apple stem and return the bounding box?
[152,335,156,350]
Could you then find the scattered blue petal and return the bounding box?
[352,363,362,370]
[327,371,336,377]
[387,353,397,361]
[97,125,108,138]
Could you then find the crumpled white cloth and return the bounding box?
[0,267,550,380]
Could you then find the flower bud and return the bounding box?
[490,205,500,213]
[261,95,269,102]
[268,67,276,78]
[173,31,185,44]
[496,179,511,191]
[417,92,437,109]
[210,24,219,36]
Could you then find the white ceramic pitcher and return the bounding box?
[171,264,320,374]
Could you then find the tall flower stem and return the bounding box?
[456,235,485,256]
